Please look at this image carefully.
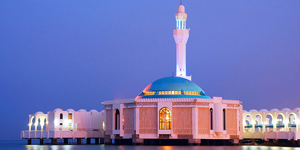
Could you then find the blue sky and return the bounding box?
[0,0,299,140]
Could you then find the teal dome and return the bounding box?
[136,77,211,99]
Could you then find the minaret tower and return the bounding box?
[173,2,191,80]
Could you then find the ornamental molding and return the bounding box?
[196,102,210,107]
[104,105,112,109]
[136,102,157,107]
[124,103,136,108]
[173,102,195,106]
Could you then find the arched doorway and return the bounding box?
[277,114,285,131]
[266,114,273,131]
[289,114,297,132]
[244,115,252,132]
[114,109,120,130]
[255,115,262,132]
[159,107,171,130]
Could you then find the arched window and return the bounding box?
[159,107,171,130]
[210,108,213,130]
[114,109,120,130]
[223,109,226,130]
[60,113,63,119]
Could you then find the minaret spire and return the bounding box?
[173,3,191,80]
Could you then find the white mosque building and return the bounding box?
[21,3,300,146]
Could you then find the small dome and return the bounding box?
[54,108,63,112]
[281,108,291,111]
[90,109,98,113]
[259,109,268,112]
[35,111,44,115]
[178,5,185,13]
[78,109,87,112]
[294,108,300,111]
[243,110,248,113]
[270,108,279,111]
[136,77,210,99]
[67,109,75,112]
[249,109,258,112]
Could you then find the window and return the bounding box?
[143,91,155,96]
[158,91,182,95]
[114,109,120,130]
[60,123,63,126]
[184,91,201,95]
[159,107,171,130]
[60,113,63,119]
[223,109,226,130]
[68,113,72,119]
[210,108,213,130]
[122,111,124,130]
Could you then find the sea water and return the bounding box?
[0,140,299,150]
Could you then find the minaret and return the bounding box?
[173,3,191,80]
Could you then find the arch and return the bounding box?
[244,114,252,125]
[255,114,262,132]
[30,116,35,131]
[265,114,273,131]
[244,114,252,132]
[114,109,120,130]
[277,113,285,131]
[37,118,41,130]
[288,113,297,131]
[159,107,171,130]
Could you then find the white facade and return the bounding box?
[21,108,104,139]
[243,108,300,141]
[102,97,243,144]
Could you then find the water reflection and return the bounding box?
[242,146,298,150]
[24,145,300,150]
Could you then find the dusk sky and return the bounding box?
[0,0,299,140]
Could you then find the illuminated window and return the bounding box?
[122,111,124,130]
[158,91,182,95]
[184,91,201,95]
[102,121,105,131]
[159,107,171,130]
[68,113,72,119]
[143,91,155,96]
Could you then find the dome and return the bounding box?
[249,109,258,112]
[281,108,291,111]
[270,108,279,111]
[136,77,210,99]
[67,109,75,112]
[294,108,300,111]
[54,108,63,112]
[90,109,98,113]
[178,5,185,13]
[259,109,268,112]
[78,109,87,112]
[35,111,44,115]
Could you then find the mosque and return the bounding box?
[21,3,300,146]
